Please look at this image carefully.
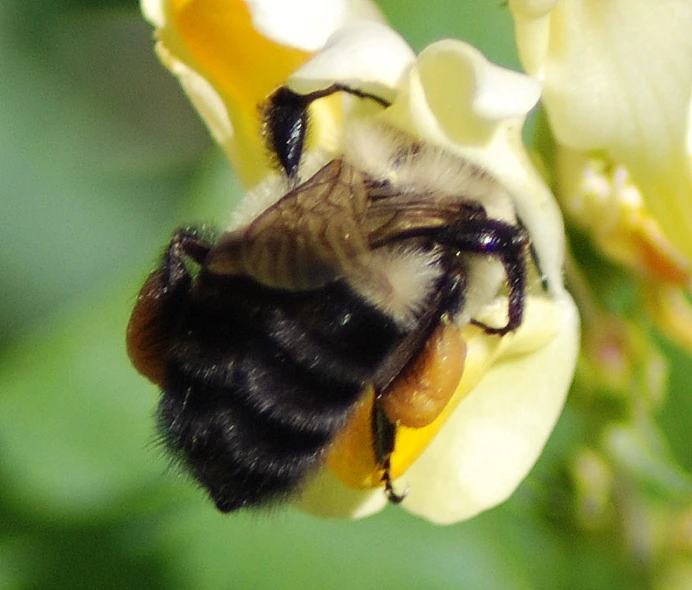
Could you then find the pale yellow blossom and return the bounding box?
[142,0,579,523]
[510,0,692,349]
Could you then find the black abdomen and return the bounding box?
[159,273,405,512]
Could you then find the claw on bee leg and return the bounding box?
[382,455,408,504]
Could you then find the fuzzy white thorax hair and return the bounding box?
[342,120,517,223]
[347,245,444,330]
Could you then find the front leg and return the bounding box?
[432,218,529,335]
[369,215,530,336]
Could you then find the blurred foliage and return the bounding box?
[1,1,692,589]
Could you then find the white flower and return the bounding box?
[510,0,692,263]
[141,0,579,524]
[509,0,692,349]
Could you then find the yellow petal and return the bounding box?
[143,0,388,187]
[145,0,312,185]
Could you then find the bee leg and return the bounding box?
[157,228,212,299]
[372,397,408,504]
[168,229,212,266]
[264,85,391,179]
[370,215,530,336]
[523,222,550,292]
[430,218,530,336]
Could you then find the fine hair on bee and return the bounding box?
[126,82,532,513]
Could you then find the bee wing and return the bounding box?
[206,159,484,291]
[362,183,482,249]
[207,159,376,290]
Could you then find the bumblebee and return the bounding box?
[127,85,530,512]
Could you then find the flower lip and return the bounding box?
[287,21,416,102]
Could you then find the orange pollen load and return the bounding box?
[126,269,169,387]
[381,321,467,428]
[327,321,468,489]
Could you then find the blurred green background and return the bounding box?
[2,1,692,589]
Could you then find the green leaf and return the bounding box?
[0,281,168,520]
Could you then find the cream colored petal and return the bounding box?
[508,0,559,76]
[141,0,236,161]
[510,0,559,15]
[522,0,692,261]
[287,21,416,101]
[292,468,387,519]
[399,293,580,524]
[154,42,233,149]
[379,40,567,297]
[292,41,579,523]
[141,0,165,28]
[246,0,385,52]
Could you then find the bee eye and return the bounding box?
[263,87,310,179]
[264,84,392,179]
